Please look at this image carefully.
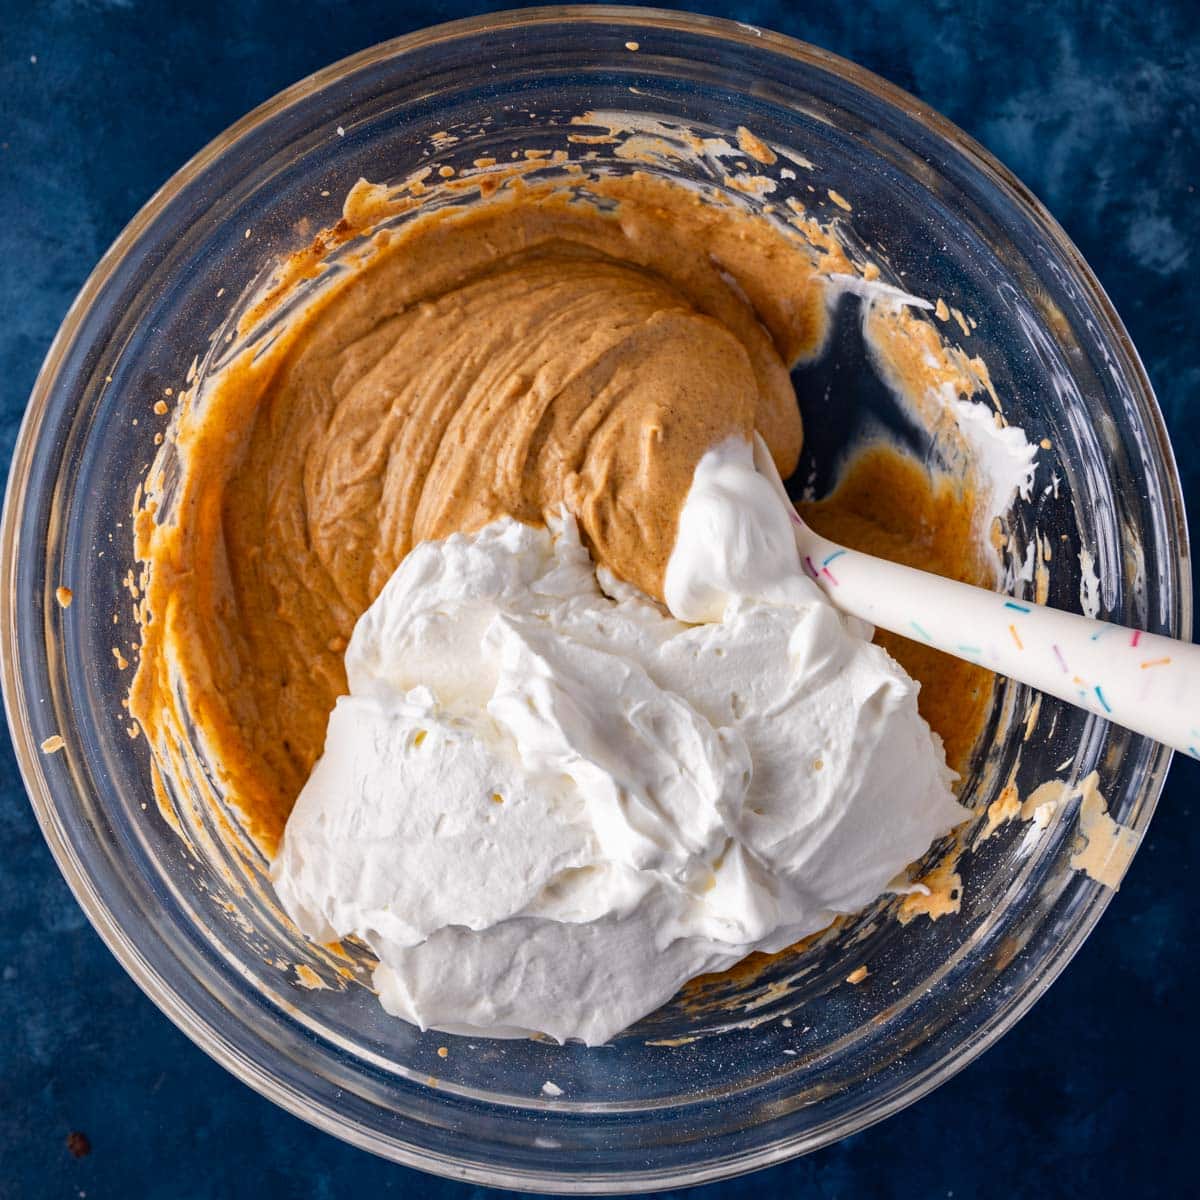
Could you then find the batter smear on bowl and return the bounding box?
[130,155,1031,1042]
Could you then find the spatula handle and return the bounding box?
[793,521,1200,760]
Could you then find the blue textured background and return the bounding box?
[2,3,1196,1197]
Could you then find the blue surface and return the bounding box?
[1,2,1197,1197]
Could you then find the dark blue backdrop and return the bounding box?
[1,3,1196,1197]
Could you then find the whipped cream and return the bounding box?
[272,441,966,1044]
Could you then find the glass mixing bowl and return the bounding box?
[2,6,1189,1191]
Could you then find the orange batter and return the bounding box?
[131,166,998,860]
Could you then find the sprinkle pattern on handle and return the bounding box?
[791,517,1200,760]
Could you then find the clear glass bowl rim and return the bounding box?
[2,5,1190,1191]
